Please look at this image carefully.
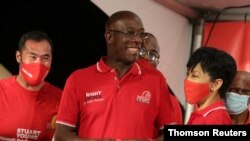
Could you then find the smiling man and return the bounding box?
[55,11,174,141]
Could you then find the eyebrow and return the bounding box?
[231,87,250,91]
[191,70,202,75]
[125,26,145,31]
[29,52,51,57]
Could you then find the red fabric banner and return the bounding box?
[203,21,250,72]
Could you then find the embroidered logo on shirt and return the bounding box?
[84,91,104,105]
[137,91,151,104]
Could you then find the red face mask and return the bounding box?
[184,79,210,104]
[20,63,49,86]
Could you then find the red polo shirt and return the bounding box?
[57,58,174,139]
[169,95,183,124]
[137,59,182,124]
[187,100,232,125]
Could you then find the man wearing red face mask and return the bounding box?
[0,31,62,141]
[185,47,236,124]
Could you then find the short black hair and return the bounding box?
[186,46,237,98]
[18,30,53,52]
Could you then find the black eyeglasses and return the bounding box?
[108,29,149,39]
[138,47,160,63]
[228,87,250,95]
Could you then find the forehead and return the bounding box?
[23,39,52,55]
[189,63,204,73]
[231,72,250,88]
[188,63,211,81]
[144,36,159,52]
[113,16,144,30]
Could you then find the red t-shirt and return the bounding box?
[0,76,62,141]
[57,58,174,139]
[187,100,232,125]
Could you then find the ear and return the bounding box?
[104,31,113,44]
[16,50,21,63]
[211,78,223,92]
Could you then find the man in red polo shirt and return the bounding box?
[55,11,174,140]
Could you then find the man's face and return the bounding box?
[16,39,52,69]
[106,16,146,64]
[228,71,250,103]
[141,35,160,68]
[225,71,250,116]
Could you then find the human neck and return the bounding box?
[197,92,221,111]
[106,59,133,78]
[230,110,249,125]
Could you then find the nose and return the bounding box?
[32,58,39,63]
[34,57,43,64]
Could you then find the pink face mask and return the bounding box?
[20,63,49,86]
[184,79,210,104]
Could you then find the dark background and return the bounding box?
[0,0,108,88]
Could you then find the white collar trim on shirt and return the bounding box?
[134,62,142,75]
[203,106,226,117]
[96,62,102,72]
[56,121,76,128]
[96,62,142,75]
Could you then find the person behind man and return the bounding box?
[55,11,174,140]
[185,46,236,124]
[138,33,183,124]
[0,31,62,141]
[225,71,250,124]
